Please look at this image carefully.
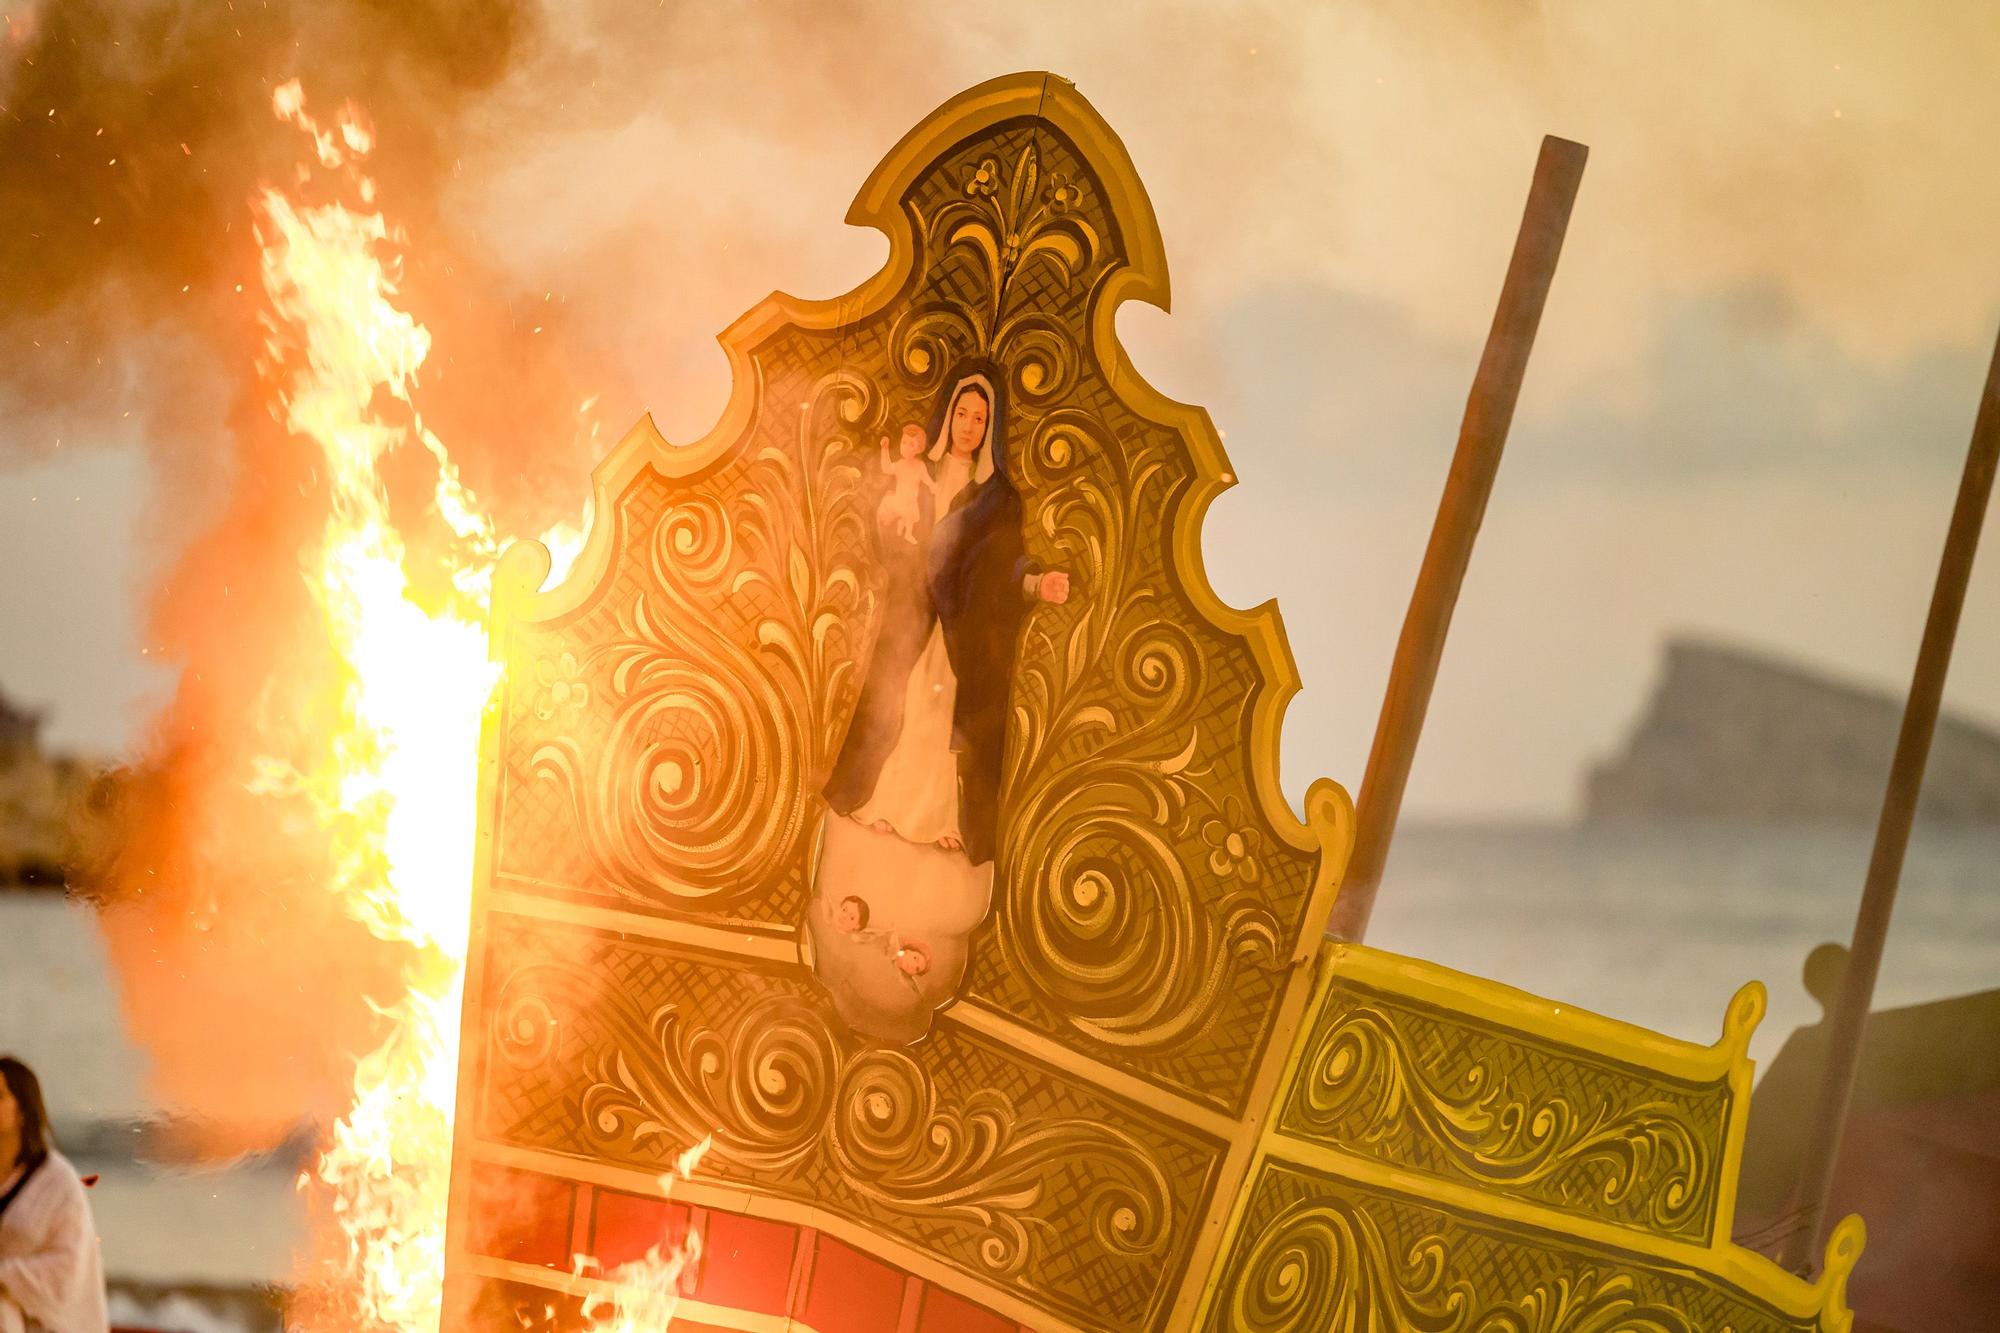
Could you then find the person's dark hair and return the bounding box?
[0,1056,52,1170]
[949,379,991,418]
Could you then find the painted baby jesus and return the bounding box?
[876,422,935,543]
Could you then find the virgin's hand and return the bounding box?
[1038,570,1071,604]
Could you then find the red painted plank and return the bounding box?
[693,1210,798,1314]
[592,1189,690,1270]
[797,1234,905,1333]
[466,1164,575,1268]
[914,1284,1013,1333]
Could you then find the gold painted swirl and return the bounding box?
[995,407,1285,1052]
[524,371,877,917]
[1288,1003,1714,1239]
[492,953,1174,1284]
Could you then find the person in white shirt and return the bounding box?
[0,1058,107,1333]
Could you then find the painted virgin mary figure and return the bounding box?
[805,361,1070,1042]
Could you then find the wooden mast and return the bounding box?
[1326,135,1588,943]
[1775,319,2000,1272]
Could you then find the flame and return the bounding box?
[249,77,711,1333]
[576,1138,714,1332]
[251,79,506,1333]
[579,1238,704,1333]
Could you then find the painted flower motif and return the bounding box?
[533,650,590,720]
[1199,796,1263,883]
[1045,171,1082,214]
[964,156,1001,198]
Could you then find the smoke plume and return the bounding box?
[8,0,619,1148]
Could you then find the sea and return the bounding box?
[2,821,1995,1331]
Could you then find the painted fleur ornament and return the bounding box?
[938,143,1102,350]
[533,650,590,720]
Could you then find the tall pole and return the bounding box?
[1776,320,2000,1272]
[1326,135,1588,943]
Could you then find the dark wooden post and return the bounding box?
[1326,135,1588,943]
[1775,320,2000,1272]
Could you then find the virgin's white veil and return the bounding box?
[927,372,997,483]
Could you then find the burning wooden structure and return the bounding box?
[441,73,1863,1331]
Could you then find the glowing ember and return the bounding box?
[252,79,504,1333]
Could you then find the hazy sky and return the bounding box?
[3,0,1997,819]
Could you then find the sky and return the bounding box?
[3,0,1997,820]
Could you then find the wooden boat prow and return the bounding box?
[442,72,1861,1331]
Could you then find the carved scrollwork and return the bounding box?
[524,974,832,1170]
[1280,990,1720,1241]
[828,1046,1172,1277]
[521,371,878,913]
[1225,1192,1473,1333]
[996,407,1285,1051]
[1225,1192,1704,1333]
[1214,1164,1822,1333]
[889,299,981,399]
[489,949,1175,1291]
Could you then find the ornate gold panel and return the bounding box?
[1198,943,1861,1333]
[481,73,1346,1114]
[1274,969,1751,1244]
[475,910,1221,1329]
[491,330,876,931]
[446,72,1865,1332]
[1206,1157,1858,1333]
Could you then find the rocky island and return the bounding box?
[0,685,99,887]
[1586,637,2000,824]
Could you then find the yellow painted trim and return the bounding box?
[944,999,1239,1141]
[1323,942,1765,1085]
[1187,1143,1860,1333]
[488,867,806,934]
[486,888,802,966]
[1271,1133,1852,1320]
[1183,1140,1267,1333]
[1320,941,1788,1268]
[444,667,514,1301]
[1163,943,1327,1331]
[1715,981,1759,1245]
[1266,942,1760,1249]
[1196,943,1859,1332]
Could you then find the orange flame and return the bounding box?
[576,1138,714,1332]
[251,79,505,1333]
[579,1237,704,1333]
[251,78,700,1333]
